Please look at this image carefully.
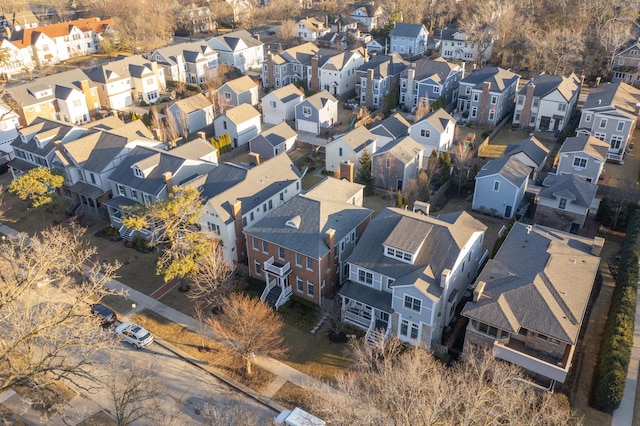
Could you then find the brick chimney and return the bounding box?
[365,68,375,109]
[592,236,605,257]
[473,281,486,302]
[310,55,320,92]
[267,52,275,87]
[197,131,206,140]
[163,171,174,194]
[231,200,247,263]
[405,67,416,108]
[248,152,260,165]
[477,81,491,125]
[339,161,354,182]
[519,83,536,129]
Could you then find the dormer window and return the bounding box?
[385,246,413,264]
[133,166,144,178]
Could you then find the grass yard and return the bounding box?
[77,411,116,425]
[271,381,314,411]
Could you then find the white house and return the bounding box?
[149,41,219,85]
[167,93,215,137]
[295,91,338,135]
[389,22,428,56]
[408,108,456,156]
[439,21,493,65]
[207,30,264,73]
[213,103,261,148]
[0,102,20,153]
[325,125,377,173]
[261,84,305,125]
[296,16,330,41]
[349,3,385,32]
[0,37,34,79]
[307,49,365,97]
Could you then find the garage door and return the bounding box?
[296,119,318,134]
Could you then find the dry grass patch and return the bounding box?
[13,381,77,418]
[77,410,116,425]
[271,382,314,410]
[132,309,275,393]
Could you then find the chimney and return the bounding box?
[254,33,260,42]
[412,200,430,215]
[248,152,260,165]
[406,68,415,108]
[595,77,601,86]
[79,79,90,95]
[461,62,466,79]
[152,127,162,140]
[163,171,174,194]
[635,102,640,116]
[440,268,451,289]
[197,131,206,140]
[151,61,158,74]
[473,281,486,302]
[325,228,336,250]
[592,236,605,257]
[310,55,320,92]
[231,200,242,219]
[366,68,375,109]
[339,161,354,182]
[337,20,341,34]
[267,52,275,88]
[324,15,328,28]
[519,83,536,129]
[477,81,491,125]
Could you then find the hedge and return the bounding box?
[591,206,640,412]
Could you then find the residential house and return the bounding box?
[296,16,330,42]
[366,37,386,55]
[307,48,365,96]
[462,223,602,384]
[149,41,219,85]
[327,14,359,33]
[8,117,86,178]
[400,57,463,111]
[372,136,423,192]
[389,23,428,56]
[472,155,531,218]
[261,84,305,125]
[249,122,297,159]
[0,10,39,35]
[207,30,264,73]
[316,32,348,50]
[175,5,214,36]
[356,53,408,111]
[217,75,259,110]
[534,174,597,234]
[245,177,373,308]
[262,42,319,89]
[53,119,163,216]
[512,73,581,133]
[3,68,100,126]
[199,153,303,264]
[503,136,549,182]
[0,102,22,153]
[370,112,411,148]
[408,108,456,155]
[439,21,494,65]
[105,141,217,239]
[166,93,215,138]
[0,37,35,79]
[7,17,115,68]
[87,55,166,110]
[339,207,487,347]
[325,125,377,173]
[611,39,640,87]
[554,135,609,183]
[295,90,338,134]
[350,2,385,32]
[213,103,261,148]
[457,66,520,127]
[576,81,640,162]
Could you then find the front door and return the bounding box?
[570,223,580,234]
[505,205,512,218]
[540,116,551,130]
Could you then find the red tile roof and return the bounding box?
[10,17,115,49]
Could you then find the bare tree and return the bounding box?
[100,357,167,426]
[0,226,120,399]
[600,20,632,74]
[208,293,286,376]
[187,239,234,306]
[200,400,264,425]
[278,19,297,41]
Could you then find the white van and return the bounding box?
[273,407,325,426]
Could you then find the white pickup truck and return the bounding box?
[274,407,325,426]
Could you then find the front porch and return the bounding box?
[63,181,110,218]
[338,280,393,344]
[493,337,574,383]
[260,256,292,310]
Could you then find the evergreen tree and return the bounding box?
[358,145,374,195]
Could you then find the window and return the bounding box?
[493,181,500,192]
[491,95,497,105]
[253,238,259,250]
[420,129,430,138]
[611,134,624,150]
[471,107,477,118]
[489,111,495,121]
[558,103,567,112]
[130,189,137,200]
[472,93,479,102]
[358,269,373,285]
[339,147,343,156]
[270,100,276,109]
[302,106,311,117]
[400,320,419,339]
[404,295,421,312]
[224,92,231,100]
[296,253,302,266]
[531,98,539,108]
[306,257,313,271]
[307,281,314,296]
[297,277,303,292]
[117,184,126,196]
[573,157,587,168]
[207,222,220,235]
[466,86,471,95]
[585,113,592,123]
[385,158,390,168]
[559,198,567,209]
[617,121,625,131]
[517,95,524,105]
[278,247,285,259]
[433,86,440,94]
[599,118,607,129]
[262,241,269,253]
[143,193,151,204]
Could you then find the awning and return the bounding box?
[338,280,393,313]
[67,181,105,199]
[7,158,39,173]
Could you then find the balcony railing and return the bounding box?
[493,340,574,383]
[264,256,291,277]
[344,310,372,329]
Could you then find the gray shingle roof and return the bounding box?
[5,68,95,108]
[461,223,601,344]
[559,135,609,161]
[373,135,423,163]
[460,66,520,93]
[11,117,79,157]
[476,156,531,187]
[401,57,458,82]
[331,125,376,152]
[582,81,640,115]
[338,280,392,312]
[516,73,581,102]
[304,176,364,204]
[539,174,597,208]
[370,113,411,140]
[261,122,297,146]
[414,108,455,132]
[504,136,550,167]
[356,53,407,78]
[390,22,425,38]
[244,194,372,259]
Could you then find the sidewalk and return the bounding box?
[612,285,640,425]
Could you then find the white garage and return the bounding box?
[296,118,318,134]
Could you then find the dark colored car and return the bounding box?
[91,303,117,327]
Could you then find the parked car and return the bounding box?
[91,303,117,328]
[115,322,154,349]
